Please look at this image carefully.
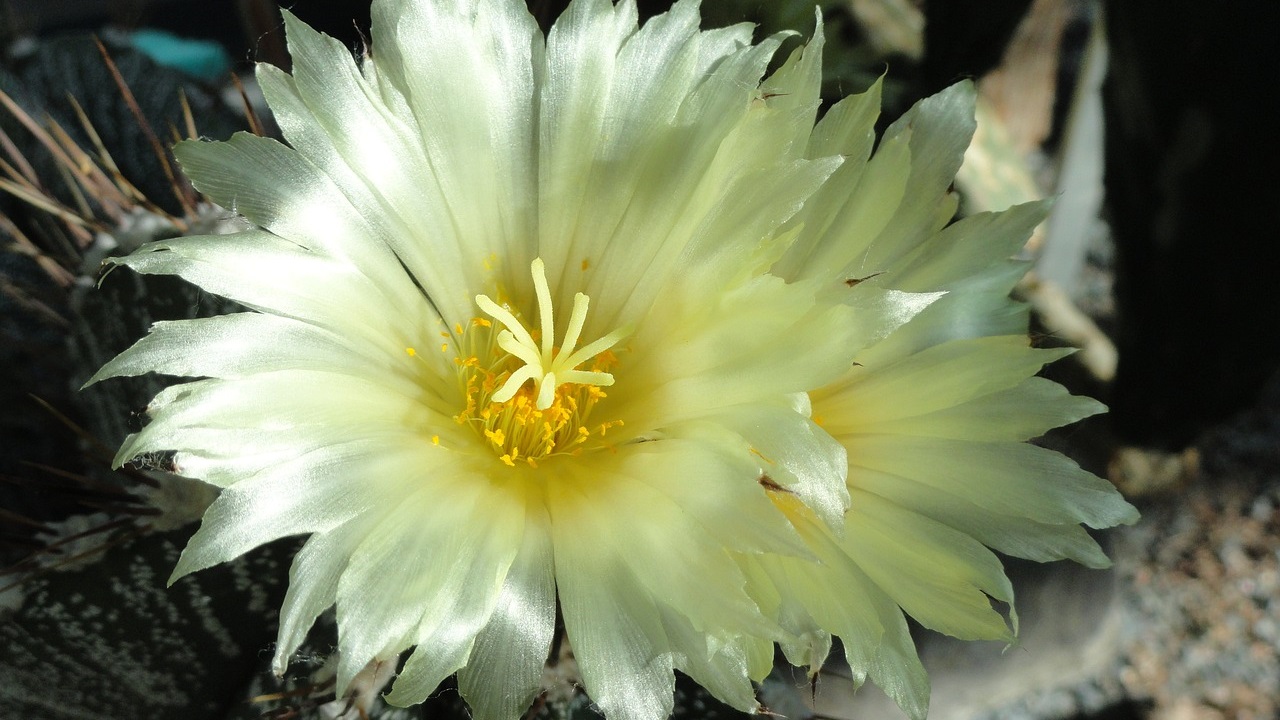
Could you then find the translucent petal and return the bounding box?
[807,75,882,160]
[833,284,945,344]
[708,401,850,531]
[785,552,882,677]
[369,0,542,288]
[842,490,1016,641]
[693,22,756,78]
[743,503,931,719]
[536,0,828,330]
[107,231,416,349]
[856,593,929,720]
[777,125,911,284]
[780,82,978,287]
[848,465,1111,568]
[115,370,452,485]
[670,148,841,296]
[341,473,526,699]
[888,200,1049,292]
[661,611,758,713]
[772,77,883,281]
[844,435,1140,529]
[170,438,437,581]
[738,554,833,673]
[549,431,822,717]
[757,10,825,147]
[859,81,978,269]
[612,274,872,433]
[868,377,1106,443]
[86,314,396,387]
[624,428,810,558]
[457,505,556,720]
[172,133,422,305]
[537,0,685,312]
[263,11,496,324]
[851,262,1033,367]
[742,631,775,683]
[555,440,782,637]
[272,515,377,674]
[550,480,675,720]
[761,498,886,678]
[682,30,789,135]
[813,336,1073,435]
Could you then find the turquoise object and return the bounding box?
[129,29,231,83]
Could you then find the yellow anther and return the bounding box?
[595,350,619,370]
[431,435,440,445]
[406,347,417,357]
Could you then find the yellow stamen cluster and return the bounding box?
[455,350,622,467]
[445,258,628,467]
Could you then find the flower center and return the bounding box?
[452,258,627,467]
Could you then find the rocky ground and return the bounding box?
[1114,382,1280,720]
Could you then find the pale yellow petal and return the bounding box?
[842,490,1016,641]
[339,474,525,698]
[457,505,556,720]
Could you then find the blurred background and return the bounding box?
[2,1,1278,719]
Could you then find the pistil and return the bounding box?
[475,258,627,410]
[449,258,628,466]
